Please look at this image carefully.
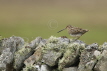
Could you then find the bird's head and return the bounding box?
[57,25,72,33]
[66,25,73,29]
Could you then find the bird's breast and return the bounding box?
[70,33,82,37]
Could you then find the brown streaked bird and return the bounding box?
[57,25,89,40]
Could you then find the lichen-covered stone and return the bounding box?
[63,67,77,71]
[22,65,38,71]
[0,48,13,71]
[47,36,58,43]
[14,44,32,71]
[40,64,51,71]
[57,37,70,44]
[78,43,99,71]
[0,39,3,55]
[1,36,107,71]
[24,47,43,67]
[41,36,69,67]
[0,36,25,71]
[94,42,107,71]
[85,43,99,50]
[2,36,25,51]
[42,50,62,66]
[28,37,43,49]
[14,37,43,71]
[23,64,51,71]
[58,42,85,70]
[98,42,107,51]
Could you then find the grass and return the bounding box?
[0,3,107,44]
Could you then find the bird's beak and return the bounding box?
[57,28,66,33]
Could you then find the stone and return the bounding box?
[0,36,25,71]
[58,42,85,70]
[0,36,107,71]
[63,67,77,71]
[42,50,62,66]
[78,43,99,71]
[94,50,107,71]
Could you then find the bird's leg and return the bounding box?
[76,36,80,40]
[73,36,80,41]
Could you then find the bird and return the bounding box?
[57,25,89,40]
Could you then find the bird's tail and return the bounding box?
[85,29,89,32]
[57,28,66,33]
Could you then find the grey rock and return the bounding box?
[63,67,78,71]
[14,46,32,71]
[78,43,99,71]
[47,36,58,43]
[2,36,24,51]
[42,50,62,66]
[58,42,85,70]
[1,36,107,71]
[28,37,42,49]
[72,40,85,44]
[0,48,13,71]
[99,42,107,50]
[24,47,43,67]
[94,50,107,71]
[41,64,51,71]
[14,37,43,71]
[57,37,70,44]
[0,36,25,71]
[40,39,47,46]
[86,43,99,50]
[23,64,51,71]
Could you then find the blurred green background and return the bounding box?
[0,0,107,44]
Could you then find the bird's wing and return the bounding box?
[71,27,87,34]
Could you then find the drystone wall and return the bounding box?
[0,36,107,71]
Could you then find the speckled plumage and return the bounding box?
[57,25,89,39]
